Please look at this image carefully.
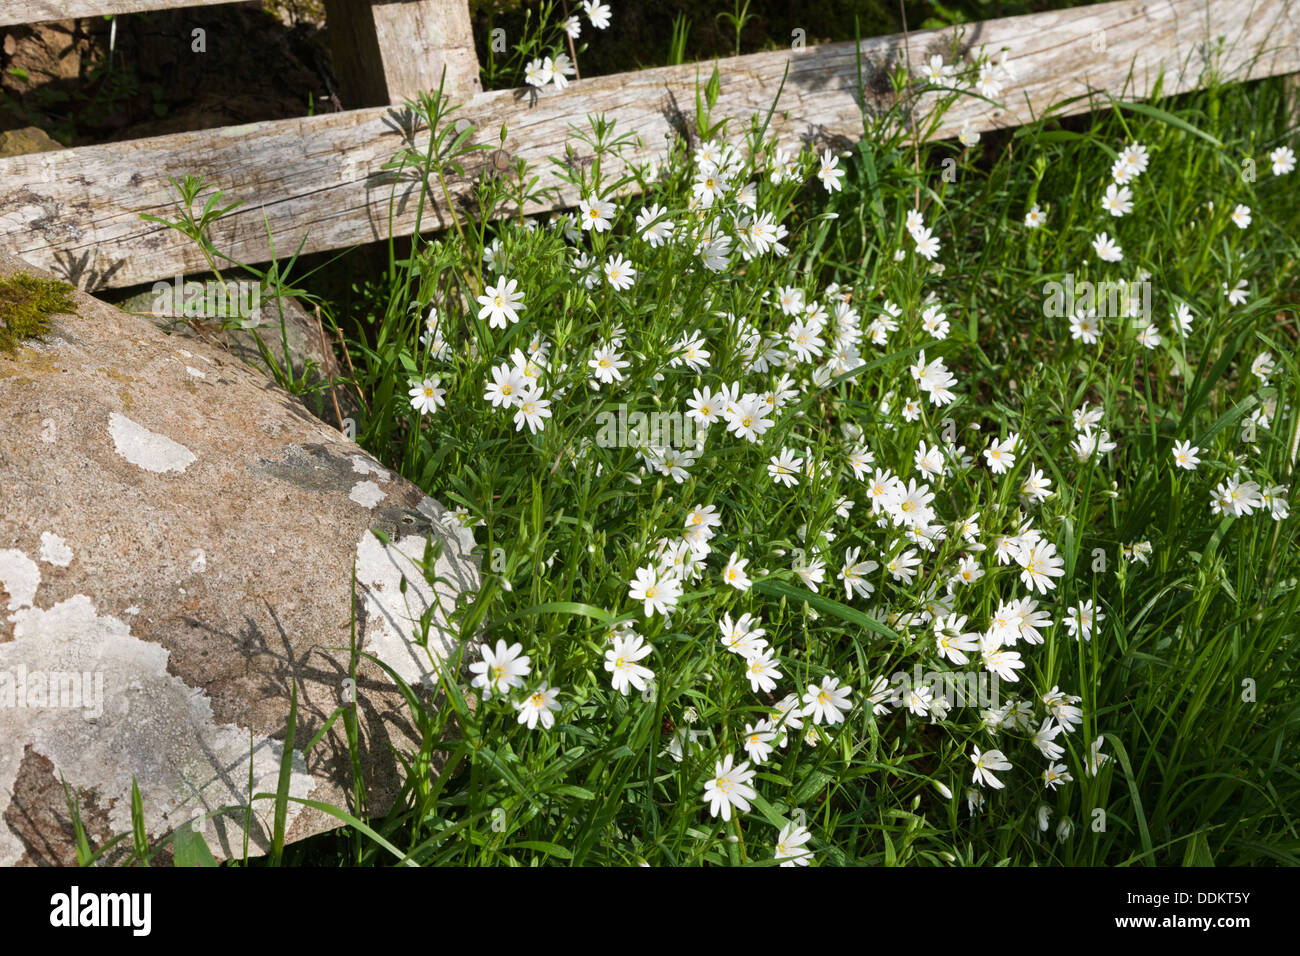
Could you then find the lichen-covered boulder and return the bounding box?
[0,250,480,864]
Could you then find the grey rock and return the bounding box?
[0,249,479,865]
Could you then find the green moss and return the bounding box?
[0,273,75,356]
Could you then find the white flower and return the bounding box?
[1223,279,1249,305]
[980,634,1025,682]
[1043,763,1073,791]
[523,57,553,88]
[920,54,953,84]
[588,343,629,385]
[636,203,674,246]
[1072,427,1117,462]
[1261,485,1290,521]
[817,149,845,192]
[603,253,637,290]
[802,675,852,725]
[1021,466,1052,504]
[768,448,803,487]
[1101,182,1133,217]
[1069,309,1102,344]
[912,226,940,260]
[582,0,612,30]
[1210,475,1265,517]
[864,676,893,717]
[1087,735,1111,776]
[1033,719,1064,760]
[604,632,654,695]
[512,393,552,434]
[1135,323,1162,349]
[1230,204,1252,229]
[476,276,525,328]
[983,433,1018,474]
[1251,351,1275,383]
[1172,440,1200,470]
[692,168,728,207]
[1269,145,1295,176]
[970,746,1011,789]
[621,555,671,605]
[408,376,446,415]
[1063,599,1104,641]
[550,53,575,90]
[743,651,782,694]
[515,684,561,730]
[469,640,532,698]
[578,196,616,232]
[885,547,921,584]
[934,614,980,665]
[719,612,767,657]
[722,552,752,591]
[742,720,778,764]
[1015,539,1065,593]
[1043,686,1083,733]
[909,350,957,405]
[1024,204,1046,228]
[839,545,878,600]
[1092,231,1123,262]
[902,683,933,717]
[702,754,756,822]
[1113,142,1149,183]
[774,821,814,866]
[793,553,827,592]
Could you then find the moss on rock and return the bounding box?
[0,273,75,356]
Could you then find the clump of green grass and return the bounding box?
[0,272,75,355]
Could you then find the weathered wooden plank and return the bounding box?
[322,0,481,107]
[0,0,237,28]
[1,0,1296,290]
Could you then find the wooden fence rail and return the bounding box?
[0,0,1296,290]
[0,0,233,28]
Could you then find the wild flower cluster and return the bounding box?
[349,46,1299,865]
[485,0,612,94]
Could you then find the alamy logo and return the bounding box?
[595,404,699,450]
[150,274,263,326]
[0,666,102,720]
[1042,273,1151,319]
[49,886,151,936]
[887,664,1001,710]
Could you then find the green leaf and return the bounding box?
[269,681,298,866]
[504,840,573,860]
[1112,99,1223,147]
[173,822,219,868]
[754,578,900,641]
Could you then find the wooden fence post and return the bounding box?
[322,0,481,108]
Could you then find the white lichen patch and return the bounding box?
[348,480,386,509]
[184,366,206,379]
[0,594,317,865]
[37,533,73,568]
[350,455,390,480]
[108,413,196,474]
[354,531,466,688]
[40,419,56,443]
[0,550,40,610]
[189,549,206,573]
